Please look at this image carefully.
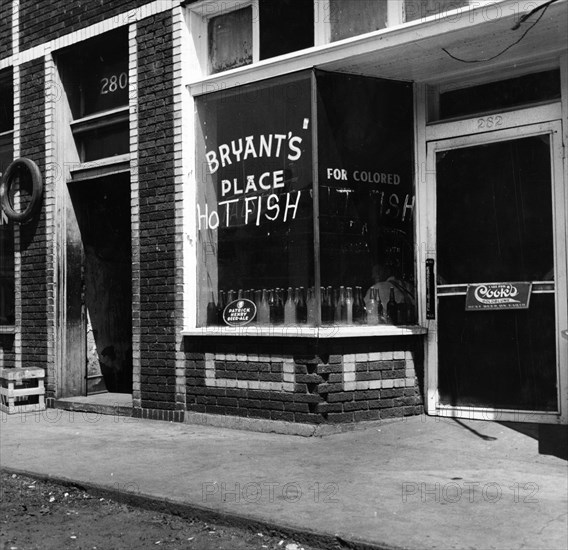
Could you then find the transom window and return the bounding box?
[57,29,129,163]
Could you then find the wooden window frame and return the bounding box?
[187,0,405,77]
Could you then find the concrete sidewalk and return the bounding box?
[1,410,566,550]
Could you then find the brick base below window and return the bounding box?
[184,337,424,425]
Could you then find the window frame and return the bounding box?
[185,69,426,337]
[55,28,131,180]
[187,0,405,77]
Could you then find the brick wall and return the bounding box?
[19,59,49,390]
[185,337,424,424]
[135,10,178,420]
[0,0,12,59]
[19,0,156,51]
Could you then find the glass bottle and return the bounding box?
[258,289,270,324]
[398,294,408,325]
[377,289,386,324]
[338,286,347,324]
[206,291,217,326]
[307,287,316,324]
[227,289,236,303]
[216,289,226,325]
[327,286,335,324]
[237,288,244,300]
[353,286,366,324]
[284,287,296,325]
[296,287,307,324]
[367,288,379,325]
[269,289,278,324]
[275,288,285,324]
[345,286,353,325]
[335,287,342,324]
[387,287,398,325]
[320,287,329,324]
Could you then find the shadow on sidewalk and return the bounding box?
[500,421,567,460]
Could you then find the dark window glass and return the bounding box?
[58,29,128,119]
[439,70,561,120]
[195,72,314,326]
[329,0,387,42]
[0,97,14,325]
[317,72,416,325]
[0,134,12,174]
[438,293,557,411]
[0,69,13,133]
[208,7,253,73]
[195,71,416,328]
[0,215,14,325]
[259,0,313,60]
[436,136,553,283]
[76,121,129,162]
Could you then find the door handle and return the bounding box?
[426,258,436,320]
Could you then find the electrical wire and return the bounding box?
[441,0,559,64]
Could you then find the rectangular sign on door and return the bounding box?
[465,282,532,311]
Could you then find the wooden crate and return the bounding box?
[0,367,45,414]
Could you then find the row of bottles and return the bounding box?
[206,286,414,326]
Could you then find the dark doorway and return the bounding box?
[68,173,132,394]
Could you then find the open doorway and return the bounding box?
[67,173,132,395]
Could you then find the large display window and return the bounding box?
[195,70,415,328]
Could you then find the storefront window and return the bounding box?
[317,72,415,325]
[196,72,314,326]
[195,71,415,328]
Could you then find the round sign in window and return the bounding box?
[223,299,257,326]
[0,158,43,223]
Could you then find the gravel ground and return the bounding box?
[0,472,330,550]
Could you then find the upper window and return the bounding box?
[57,29,129,163]
[199,0,314,74]
[208,7,253,73]
[0,68,14,326]
[192,0,408,75]
[328,0,388,42]
[194,71,415,328]
[258,0,314,60]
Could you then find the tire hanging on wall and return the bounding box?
[0,158,43,223]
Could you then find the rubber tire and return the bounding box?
[0,158,43,223]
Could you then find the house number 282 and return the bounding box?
[100,72,128,94]
[477,115,503,129]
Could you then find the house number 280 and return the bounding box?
[100,72,128,95]
[477,115,503,129]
